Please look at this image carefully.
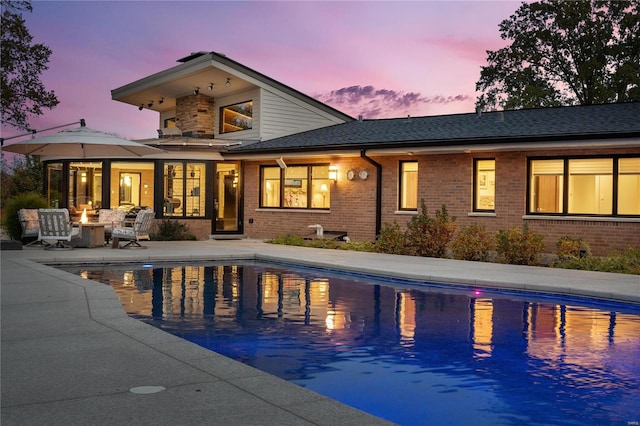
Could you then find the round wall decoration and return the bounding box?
[359,169,369,180]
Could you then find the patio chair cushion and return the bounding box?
[111,209,155,248]
[18,209,40,239]
[98,209,126,233]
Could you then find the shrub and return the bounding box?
[555,236,591,260]
[1,192,47,241]
[553,247,640,274]
[267,234,307,246]
[152,219,196,241]
[495,224,545,265]
[404,201,457,258]
[375,221,406,254]
[339,240,376,252]
[306,239,341,249]
[450,223,494,261]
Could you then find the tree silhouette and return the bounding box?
[1,0,59,130]
[476,0,640,111]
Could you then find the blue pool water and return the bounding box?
[63,261,640,425]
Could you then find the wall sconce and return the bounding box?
[147,101,154,108]
[207,83,214,91]
[193,87,199,95]
[138,104,144,111]
[225,78,231,88]
[158,97,164,104]
[328,166,338,182]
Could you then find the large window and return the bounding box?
[220,101,253,134]
[399,161,418,210]
[474,159,495,211]
[528,157,639,216]
[164,162,206,217]
[46,163,64,208]
[69,161,103,215]
[260,164,331,209]
[111,162,155,212]
[618,158,640,215]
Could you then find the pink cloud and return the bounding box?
[314,86,472,119]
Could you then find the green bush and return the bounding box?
[404,201,457,258]
[1,192,47,241]
[267,234,307,246]
[151,219,196,241]
[339,240,375,252]
[495,224,545,265]
[450,223,494,261]
[555,236,591,260]
[553,247,640,274]
[306,239,341,249]
[375,221,406,254]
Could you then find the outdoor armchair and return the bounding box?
[38,208,80,250]
[98,209,126,243]
[18,208,48,247]
[111,209,155,249]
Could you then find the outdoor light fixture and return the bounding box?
[225,78,231,88]
[276,157,287,169]
[193,87,199,95]
[158,97,164,104]
[147,101,153,108]
[328,166,338,182]
[138,105,144,111]
[207,83,214,91]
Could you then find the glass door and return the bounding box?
[213,163,241,233]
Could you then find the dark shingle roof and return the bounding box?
[230,102,640,153]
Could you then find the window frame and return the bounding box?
[219,100,253,134]
[473,158,496,213]
[259,164,331,210]
[398,160,418,211]
[527,155,639,217]
[162,161,207,218]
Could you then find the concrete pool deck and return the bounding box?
[2,239,639,425]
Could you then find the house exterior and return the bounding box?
[42,51,640,255]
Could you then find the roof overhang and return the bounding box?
[111,51,353,122]
[223,136,640,160]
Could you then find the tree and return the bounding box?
[1,0,59,130]
[476,0,640,111]
[1,155,43,206]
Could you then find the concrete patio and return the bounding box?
[2,240,639,425]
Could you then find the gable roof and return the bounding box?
[229,102,640,154]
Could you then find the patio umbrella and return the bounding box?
[1,124,164,158]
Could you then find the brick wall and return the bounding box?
[242,147,640,256]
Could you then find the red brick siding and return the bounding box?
[241,147,640,256]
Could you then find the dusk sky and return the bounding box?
[5,0,522,141]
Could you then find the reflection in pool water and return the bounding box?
[65,261,640,425]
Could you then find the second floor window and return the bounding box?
[260,164,331,209]
[220,101,253,133]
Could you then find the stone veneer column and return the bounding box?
[175,94,216,137]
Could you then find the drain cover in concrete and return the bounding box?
[129,386,166,394]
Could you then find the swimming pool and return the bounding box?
[63,261,640,425]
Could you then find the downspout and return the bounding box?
[360,149,382,237]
